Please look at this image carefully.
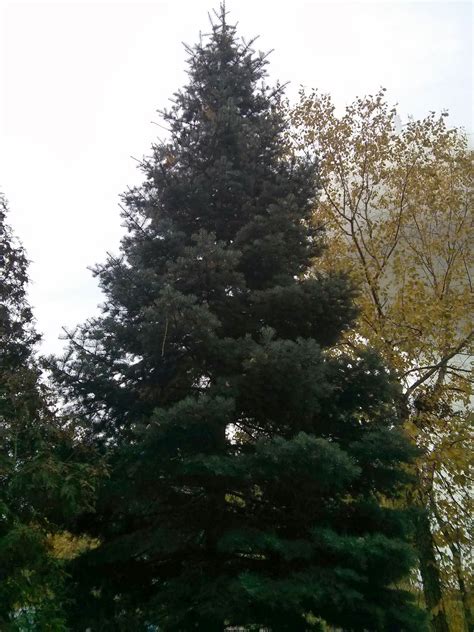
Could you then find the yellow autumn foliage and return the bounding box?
[292,88,473,629]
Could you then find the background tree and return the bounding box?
[53,9,426,630]
[0,194,102,629]
[292,89,473,631]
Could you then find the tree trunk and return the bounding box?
[415,509,450,632]
[449,542,473,632]
[404,375,451,632]
[431,494,472,632]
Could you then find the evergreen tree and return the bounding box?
[54,8,426,630]
[0,194,100,629]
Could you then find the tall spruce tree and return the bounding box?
[54,8,426,630]
[0,195,101,628]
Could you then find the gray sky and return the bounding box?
[0,0,472,354]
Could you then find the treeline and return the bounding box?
[0,6,472,631]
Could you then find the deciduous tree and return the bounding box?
[292,88,473,631]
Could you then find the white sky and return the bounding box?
[0,0,472,354]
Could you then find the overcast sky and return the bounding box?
[0,0,472,354]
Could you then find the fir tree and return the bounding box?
[54,8,426,630]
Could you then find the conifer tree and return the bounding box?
[0,195,100,628]
[55,8,426,630]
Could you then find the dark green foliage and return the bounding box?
[54,8,426,630]
[0,195,101,629]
